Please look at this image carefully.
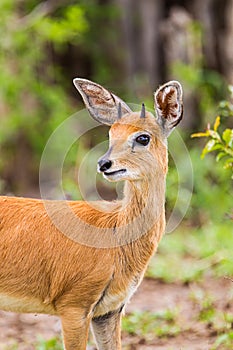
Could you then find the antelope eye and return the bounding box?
[135,134,150,146]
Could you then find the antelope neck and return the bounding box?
[113,174,166,243]
[122,175,166,213]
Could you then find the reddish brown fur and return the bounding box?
[0,80,182,350]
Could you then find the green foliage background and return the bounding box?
[0,1,232,348]
[0,0,232,260]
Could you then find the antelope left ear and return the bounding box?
[73,78,132,125]
[154,81,183,137]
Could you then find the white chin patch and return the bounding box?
[103,169,127,181]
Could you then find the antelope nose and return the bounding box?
[98,159,112,172]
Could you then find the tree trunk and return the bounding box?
[219,0,233,83]
[116,0,163,95]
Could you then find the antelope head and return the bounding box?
[73,78,183,183]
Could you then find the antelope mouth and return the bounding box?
[104,169,127,176]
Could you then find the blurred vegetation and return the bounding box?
[147,221,233,283]
[0,0,232,197]
[36,337,63,350]
[0,1,233,348]
[122,309,180,340]
[170,21,228,126]
[191,86,233,176]
[0,0,121,193]
[0,0,79,192]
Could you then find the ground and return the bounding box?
[1,276,233,350]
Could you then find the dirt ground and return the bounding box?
[0,276,232,350]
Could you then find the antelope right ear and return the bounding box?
[154,81,183,137]
[73,78,132,125]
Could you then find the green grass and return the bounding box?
[4,337,63,350]
[212,332,233,350]
[36,337,63,350]
[122,309,180,341]
[189,289,233,350]
[147,221,233,283]
[145,219,233,349]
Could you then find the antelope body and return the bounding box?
[0,78,183,349]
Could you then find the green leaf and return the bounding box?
[222,129,233,147]
[210,144,224,151]
[201,139,216,158]
[191,131,210,138]
[216,152,227,162]
[213,116,221,131]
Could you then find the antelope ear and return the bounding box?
[154,81,183,137]
[73,78,132,125]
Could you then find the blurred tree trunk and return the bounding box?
[116,0,163,96]
[190,0,233,83]
[217,0,233,83]
[160,6,201,129]
[138,0,163,88]
[189,0,217,69]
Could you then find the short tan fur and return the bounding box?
[0,78,183,349]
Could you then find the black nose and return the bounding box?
[98,159,112,172]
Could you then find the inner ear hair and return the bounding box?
[73,78,132,125]
[154,80,183,134]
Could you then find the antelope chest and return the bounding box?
[93,272,144,318]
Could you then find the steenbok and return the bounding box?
[0,78,183,349]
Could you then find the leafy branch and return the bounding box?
[191,87,233,177]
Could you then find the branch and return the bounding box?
[17,0,68,29]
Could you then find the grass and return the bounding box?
[212,332,233,350]
[122,309,180,341]
[4,337,63,350]
[36,337,63,350]
[190,288,216,322]
[147,221,233,283]
[189,289,233,350]
[144,219,233,349]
